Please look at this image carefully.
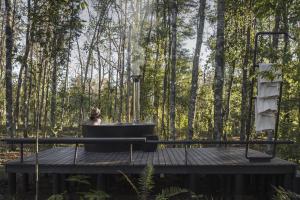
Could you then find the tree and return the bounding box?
[5,0,14,139]
[170,0,177,140]
[213,0,225,141]
[187,0,206,140]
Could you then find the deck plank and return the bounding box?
[5,147,296,175]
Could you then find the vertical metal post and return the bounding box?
[130,144,133,163]
[20,142,24,163]
[73,143,78,164]
[184,144,187,165]
[8,173,16,197]
[21,173,29,193]
[132,75,141,123]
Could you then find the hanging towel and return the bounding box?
[256,97,278,114]
[257,63,282,98]
[255,99,276,132]
[257,82,281,98]
[258,63,282,83]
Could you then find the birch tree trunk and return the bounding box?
[160,4,169,139]
[187,0,206,140]
[125,25,132,122]
[213,0,225,141]
[169,0,177,140]
[5,0,14,139]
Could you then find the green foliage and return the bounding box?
[155,186,189,200]
[78,190,110,200]
[121,165,194,200]
[0,0,299,164]
[47,176,109,200]
[48,194,64,200]
[272,186,300,200]
[139,165,155,200]
[120,165,154,200]
[66,175,91,185]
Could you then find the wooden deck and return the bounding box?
[6,147,297,175]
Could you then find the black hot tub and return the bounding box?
[82,123,158,152]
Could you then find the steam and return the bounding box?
[129,0,153,76]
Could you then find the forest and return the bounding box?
[0,0,299,157]
[1,0,300,199]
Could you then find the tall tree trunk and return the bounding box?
[187,0,206,140]
[118,34,125,122]
[125,25,132,123]
[160,4,169,139]
[0,2,5,82]
[88,57,95,111]
[96,43,102,109]
[223,62,235,139]
[240,26,251,141]
[25,50,34,134]
[14,0,31,130]
[35,48,43,130]
[152,0,160,129]
[43,62,51,136]
[113,65,119,122]
[5,0,14,139]
[50,55,57,129]
[39,56,48,132]
[153,32,160,127]
[60,26,73,129]
[213,0,225,141]
[118,0,127,123]
[169,0,177,140]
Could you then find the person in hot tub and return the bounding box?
[84,107,102,125]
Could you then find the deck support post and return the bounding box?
[129,144,133,163]
[97,174,105,191]
[188,174,196,192]
[21,173,29,193]
[284,174,294,190]
[234,174,244,197]
[52,174,60,194]
[60,174,66,192]
[8,173,16,196]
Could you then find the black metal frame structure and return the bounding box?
[245,32,289,162]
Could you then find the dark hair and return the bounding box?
[90,115,99,121]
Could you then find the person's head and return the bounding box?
[90,107,101,120]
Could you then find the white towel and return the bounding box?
[258,81,280,98]
[255,99,276,132]
[256,97,278,114]
[258,63,282,83]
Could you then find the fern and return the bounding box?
[119,170,140,196]
[273,186,300,200]
[47,194,64,200]
[120,165,154,200]
[78,190,110,200]
[155,186,188,200]
[66,175,91,185]
[139,165,154,200]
